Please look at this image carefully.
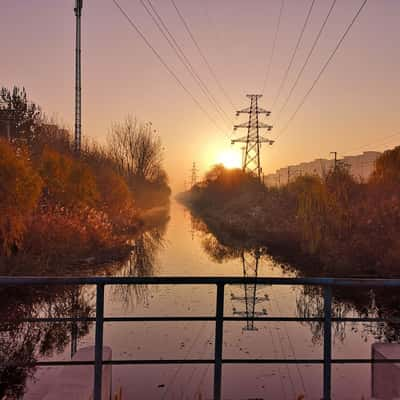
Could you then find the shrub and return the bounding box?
[24,207,114,262]
[0,140,42,255]
[39,147,99,208]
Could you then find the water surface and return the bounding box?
[16,201,398,399]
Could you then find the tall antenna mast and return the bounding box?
[74,0,83,153]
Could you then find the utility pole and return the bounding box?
[330,151,338,171]
[74,0,83,153]
[231,94,274,181]
[190,162,198,187]
[287,167,291,184]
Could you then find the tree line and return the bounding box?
[0,86,170,273]
[182,147,400,275]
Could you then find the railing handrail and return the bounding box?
[3,275,400,400]
[2,275,400,286]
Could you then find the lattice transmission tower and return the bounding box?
[231,248,270,331]
[232,94,274,180]
[74,0,83,153]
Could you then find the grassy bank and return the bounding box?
[179,150,400,276]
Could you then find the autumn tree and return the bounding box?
[39,148,98,209]
[95,167,134,216]
[0,87,41,145]
[0,139,42,255]
[290,175,328,254]
[371,145,400,186]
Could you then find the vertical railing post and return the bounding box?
[323,285,332,400]
[94,284,105,400]
[214,283,225,400]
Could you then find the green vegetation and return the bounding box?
[0,86,170,274]
[180,150,400,275]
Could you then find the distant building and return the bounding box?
[264,151,382,187]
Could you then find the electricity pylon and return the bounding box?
[190,162,198,187]
[74,0,83,153]
[232,94,274,180]
[231,248,270,331]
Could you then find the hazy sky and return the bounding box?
[1,0,399,190]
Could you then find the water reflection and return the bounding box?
[193,217,271,331]
[296,284,400,344]
[111,222,168,309]
[0,285,93,399]
[231,250,269,331]
[190,211,400,343]
[0,210,170,399]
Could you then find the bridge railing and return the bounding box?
[2,276,400,400]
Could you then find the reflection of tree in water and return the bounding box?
[0,285,93,399]
[111,224,167,309]
[191,212,400,343]
[297,285,400,343]
[201,234,242,263]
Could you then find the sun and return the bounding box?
[216,148,242,169]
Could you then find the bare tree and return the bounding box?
[107,116,163,183]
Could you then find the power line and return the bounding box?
[170,0,236,112]
[161,322,208,400]
[262,0,285,95]
[144,0,232,129]
[111,0,226,134]
[343,131,400,156]
[276,0,368,140]
[274,0,338,126]
[139,0,232,130]
[272,296,307,397]
[271,0,316,109]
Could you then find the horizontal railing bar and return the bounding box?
[6,317,96,323]
[6,359,215,367]
[8,358,400,368]
[3,276,400,287]
[6,316,398,324]
[223,358,400,364]
[104,316,215,322]
[331,358,400,364]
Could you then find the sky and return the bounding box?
[1,0,399,191]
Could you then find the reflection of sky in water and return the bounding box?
[18,201,397,399]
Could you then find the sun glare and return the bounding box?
[216,149,242,169]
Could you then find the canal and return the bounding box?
[9,201,397,399]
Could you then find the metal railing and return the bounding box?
[2,276,400,400]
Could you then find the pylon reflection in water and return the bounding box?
[231,248,270,331]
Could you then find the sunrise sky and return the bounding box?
[1,0,399,190]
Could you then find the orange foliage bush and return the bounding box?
[96,167,133,214]
[24,207,114,261]
[39,148,98,208]
[0,139,42,255]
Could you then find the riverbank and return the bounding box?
[0,204,170,276]
[178,157,400,277]
[0,87,171,276]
